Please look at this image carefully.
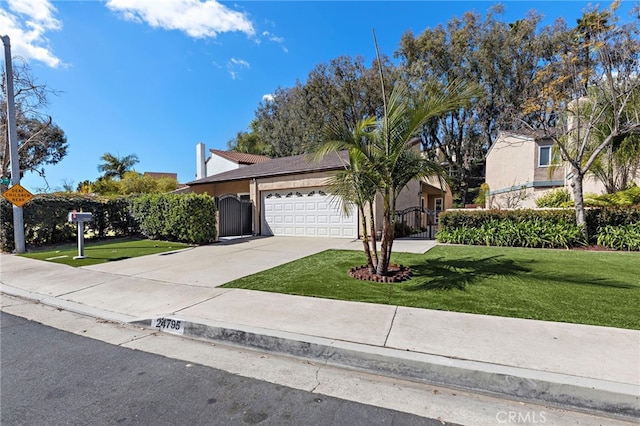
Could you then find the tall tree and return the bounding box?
[396,6,550,205]
[97,152,139,179]
[226,120,273,156]
[523,2,640,240]
[251,55,396,157]
[1,59,68,190]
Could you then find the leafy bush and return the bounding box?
[130,193,217,244]
[473,183,490,207]
[1,194,138,252]
[597,223,640,251]
[438,207,640,250]
[585,186,640,207]
[535,188,571,208]
[437,212,585,249]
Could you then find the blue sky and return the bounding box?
[2,0,636,192]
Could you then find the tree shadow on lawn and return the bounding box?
[406,255,634,291]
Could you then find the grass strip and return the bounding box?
[223,245,640,330]
[20,238,191,267]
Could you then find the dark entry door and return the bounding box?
[216,194,252,237]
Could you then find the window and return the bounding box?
[539,145,552,167]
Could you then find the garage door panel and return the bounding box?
[262,189,356,238]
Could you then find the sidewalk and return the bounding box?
[1,237,638,421]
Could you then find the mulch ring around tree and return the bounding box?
[349,264,412,283]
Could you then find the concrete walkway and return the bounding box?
[1,236,638,421]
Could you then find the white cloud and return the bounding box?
[106,0,255,39]
[262,31,283,44]
[262,94,274,103]
[0,0,63,68]
[226,57,249,80]
[262,30,287,53]
[229,58,249,68]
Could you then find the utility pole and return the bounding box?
[2,35,26,253]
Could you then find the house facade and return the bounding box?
[485,131,631,208]
[196,142,270,179]
[187,146,452,238]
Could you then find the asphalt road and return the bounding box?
[0,312,456,426]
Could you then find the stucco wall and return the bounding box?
[256,171,334,191]
[396,180,422,211]
[486,134,535,194]
[188,180,250,197]
[206,155,238,177]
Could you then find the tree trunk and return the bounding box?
[376,191,393,276]
[358,205,375,274]
[367,200,378,268]
[570,165,589,242]
[376,211,393,275]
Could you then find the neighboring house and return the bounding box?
[187,145,452,239]
[485,131,628,208]
[196,143,270,179]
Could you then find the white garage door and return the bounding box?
[262,188,357,238]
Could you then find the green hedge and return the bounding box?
[2,192,218,251]
[130,193,217,244]
[1,194,138,251]
[437,207,640,250]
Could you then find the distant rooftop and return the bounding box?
[188,151,349,185]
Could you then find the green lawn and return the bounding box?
[222,245,640,330]
[20,238,191,267]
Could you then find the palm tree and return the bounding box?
[97,152,139,179]
[316,117,379,273]
[371,80,481,275]
[317,79,479,276]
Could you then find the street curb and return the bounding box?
[3,284,637,422]
[0,285,136,324]
[132,316,639,421]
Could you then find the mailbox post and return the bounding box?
[68,211,93,259]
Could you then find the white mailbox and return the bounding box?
[68,212,93,223]
[68,211,93,259]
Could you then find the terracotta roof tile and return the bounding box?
[187,151,349,185]
[210,149,271,165]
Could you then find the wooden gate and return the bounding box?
[216,194,252,237]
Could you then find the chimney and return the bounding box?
[196,142,206,179]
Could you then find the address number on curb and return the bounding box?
[152,317,185,335]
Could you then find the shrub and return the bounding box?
[1,194,137,252]
[535,188,571,208]
[130,193,217,244]
[597,223,640,251]
[437,211,585,249]
[474,183,490,207]
[437,207,640,250]
[585,186,640,207]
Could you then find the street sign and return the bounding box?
[2,183,33,207]
[0,177,10,185]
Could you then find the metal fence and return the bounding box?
[394,206,438,239]
[216,194,252,237]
